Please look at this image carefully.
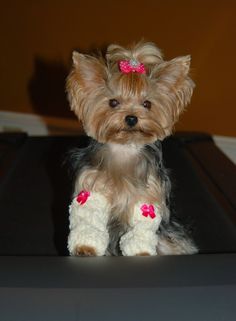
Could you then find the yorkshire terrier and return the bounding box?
[66,41,198,256]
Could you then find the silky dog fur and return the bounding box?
[66,41,197,256]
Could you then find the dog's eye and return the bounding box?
[142,100,152,109]
[109,99,120,108]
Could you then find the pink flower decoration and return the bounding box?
[119,59,146,74]
[76,190,90,205]
[141,204,156,219]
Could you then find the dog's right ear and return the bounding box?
[66,51,107,119]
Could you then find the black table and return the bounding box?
[0,132,235,320]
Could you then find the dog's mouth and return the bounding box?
[106,127,156,145]
[118,127,155,140]
[121,128,143,133]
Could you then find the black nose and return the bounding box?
[125,115,138,127]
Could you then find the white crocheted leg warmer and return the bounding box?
[68,191,110,256]
[120,203,162,256]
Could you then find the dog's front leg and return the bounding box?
[68,191,110,256]
[120,203,162,256]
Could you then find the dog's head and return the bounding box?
[66,41,195,144]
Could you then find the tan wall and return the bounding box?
[1,0,236,136]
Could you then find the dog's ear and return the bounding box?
[151,55,195,120]
[66,52,107,119]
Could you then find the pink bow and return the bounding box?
[141,204,156,219]
[119,59,146,74]
[76,190,90,205]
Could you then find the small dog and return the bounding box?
[66,41,197,256]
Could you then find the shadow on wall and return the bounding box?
[28,57,72,118]
[27,44,108,119]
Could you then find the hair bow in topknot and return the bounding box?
[119,59,146,74]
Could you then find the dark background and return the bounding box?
[0,0,236,136]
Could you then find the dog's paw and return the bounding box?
[136,252,151,256]
[120,228,159,256]
[74,245,97,256]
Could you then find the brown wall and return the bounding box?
[1,0,236,136]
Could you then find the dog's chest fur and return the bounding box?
[74,141,165,222]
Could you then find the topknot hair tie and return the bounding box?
[119,59,146,74]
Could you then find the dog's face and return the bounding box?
[67,42,195,144]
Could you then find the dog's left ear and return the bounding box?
[66,52,107,120]
[151,55,195,118]
[71,51,107,90]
